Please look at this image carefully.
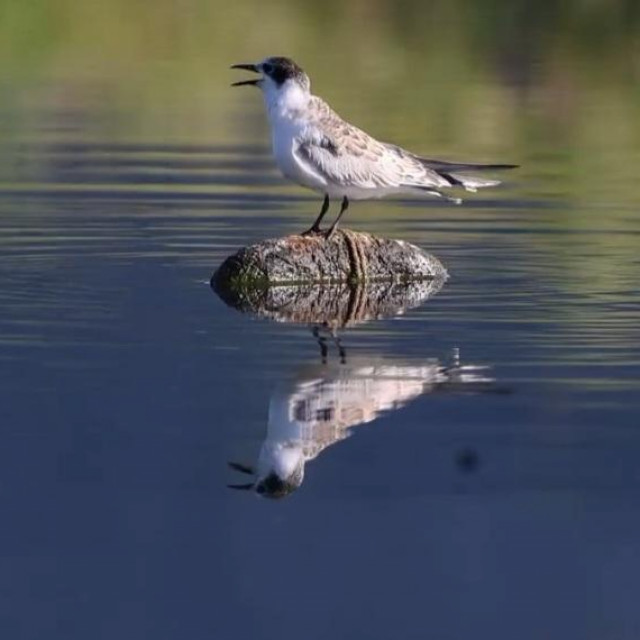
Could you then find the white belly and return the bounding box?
[270,121,327,193]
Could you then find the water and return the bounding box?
[2,5,640,637]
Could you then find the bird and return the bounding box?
[227,350,493,499]
[231,56,517,238]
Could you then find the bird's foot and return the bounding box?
[301,225,322,237]
[324,226,338,240]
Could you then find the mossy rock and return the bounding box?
[212,228,447,289]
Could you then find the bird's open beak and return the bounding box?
[227,461,256,490]
[228,461,255,475]
[231,63,261,87]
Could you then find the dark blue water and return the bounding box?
[1,143,640,639]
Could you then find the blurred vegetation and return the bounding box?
[0,0,639,207]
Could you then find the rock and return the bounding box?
[211,228,447,289]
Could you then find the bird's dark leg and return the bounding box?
[312,326,328,364]
[330,329,347,364]
[302,194,330,235]
[325,196,349,239]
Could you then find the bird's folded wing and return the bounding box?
[295,128,446,190]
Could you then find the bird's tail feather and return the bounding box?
[447,173,501,192]
[418,157,517,192]
[418,157,518,173]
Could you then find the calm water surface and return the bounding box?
[1,139,639,639]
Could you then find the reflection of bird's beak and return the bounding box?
[231,63,261,87]
[227,461,256,490]
[228,461,255,475]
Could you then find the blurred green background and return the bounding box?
[0,0,639,205]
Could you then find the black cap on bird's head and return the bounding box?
[254,471,302,499]
[227,461,304,499]
[231,56,310,91]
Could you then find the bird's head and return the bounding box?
[254,469,304,499]
[227,459,304,500]
[231,56,311,101]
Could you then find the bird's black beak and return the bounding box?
[231,63,261,87]
[227,461,256,490]
[228,461,255,475]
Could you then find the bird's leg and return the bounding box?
[325,196,349,239]
[330,328,347,364]
[302,194,330,235]
[312,326,328,364]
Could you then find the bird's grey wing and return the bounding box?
[294,129,387,189]
[295,99,446,190]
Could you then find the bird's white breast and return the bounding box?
[264,87,328,193]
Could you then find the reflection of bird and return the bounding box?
[228,352,492,499]
[232,56,517,236]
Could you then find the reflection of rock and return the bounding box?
[212,229,447,289]
[213,277,446,327]
[228,352,493,499]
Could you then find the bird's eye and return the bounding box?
[262,63,273,75]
